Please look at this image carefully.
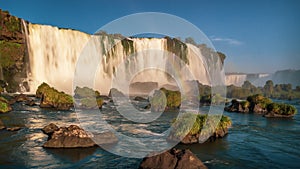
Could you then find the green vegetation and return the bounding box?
[0,41,22,68]
[74,86,100,98]
[247,94,272,109]
[0,96,12,113]
[227,80,300,100]
[166,37,188,64]
[36,83,73,110]
[160,88,181,109]
[5,17,20,32]
[226,93,297,117]
[172,113,232,137]
[149,88,181,111]
[267,103,297,116]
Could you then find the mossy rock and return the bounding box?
[76,97,104,109]
[247,94,272,109]
[161,88,181,110]
[168,113,232,144]
[0,96,12,113]
[149,88,181,112]
[74,86,100,98]
[36,83,73,110]
[266,102,297,117]
[74,87,104,109]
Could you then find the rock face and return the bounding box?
[36,83,74,110]
[42,124,118,148]
[225,94,297,118]
[139,148,207,169]
[0,9,29,93]
[0,96,12,113]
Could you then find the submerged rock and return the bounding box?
[0,96,12,113]
[6,127,21,131]
[42,124,118,148]
[139,148,207,169]
[36,83,74,110]
[0,119,5,130]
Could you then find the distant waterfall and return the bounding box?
[26,23,221,94]
[225,74,247,86]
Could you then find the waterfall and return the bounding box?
[26,23,219,94]
[225,74,247,86]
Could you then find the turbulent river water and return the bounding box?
[0,99,299,169]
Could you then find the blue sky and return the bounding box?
[1,0,300,73]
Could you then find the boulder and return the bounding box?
[42,123,59,135]
[36,83,74,110]
[42,124,118,148]
[0,96,12,113]
[168,114,231,144]
[139,148,207,169]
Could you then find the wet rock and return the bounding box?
[0,119,5,130]
[42,124,118,148]
[139,148,207,169]
[42,123,59,135]
[133,96,148,102]
[0,96,12,113]
[6,127,21,131]
[37,83,74,110]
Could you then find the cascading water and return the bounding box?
[225,74,247,86]
[26,23,220,94]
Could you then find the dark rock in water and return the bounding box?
[10,94,33,104]
[224,99,249,113]
[42,124,118,148]
[93,132,118,145]
[139,148,207,169]
[6,127,21,131]
[25,100,37,106]
[0,119,5,130]
[0,96,12,113]
[108,88,125,98]
[15,94,32,102]
[42,123,59,135]
[133,96,148,102]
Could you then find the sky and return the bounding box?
[1,0,300,73]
